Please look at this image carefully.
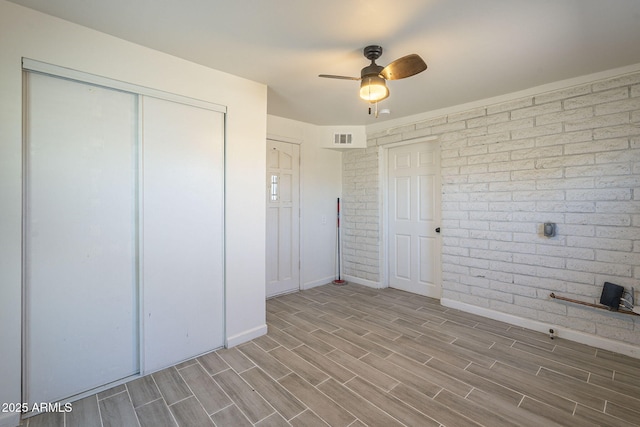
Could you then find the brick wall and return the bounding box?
[341,148,381,282]
[345,70,640,345]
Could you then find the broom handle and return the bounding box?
[337,198,341,280]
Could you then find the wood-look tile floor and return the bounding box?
[23,283,640,427]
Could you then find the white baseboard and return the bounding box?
[343,275,384,289]
[225,324,267,348]
[441,298,640,360]
[0,412,20,427]
[302,276,335,290]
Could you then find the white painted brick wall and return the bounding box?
[344,70,640,345]
[342,147,381,282]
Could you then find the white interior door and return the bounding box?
[142,96,225,372]
[266,140,300,298]
[388,141,441,298]
[24,72,139,404]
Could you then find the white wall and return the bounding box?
[354,65,640,358]
[0,2,266,425]
[320,125,368,149]
[267,115,343,289]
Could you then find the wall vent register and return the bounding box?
[334,133,353,145]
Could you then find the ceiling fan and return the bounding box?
[319,45,427,109]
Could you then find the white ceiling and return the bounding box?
[9,0,640,125]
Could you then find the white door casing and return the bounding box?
[387,140,441,298]
[266,140,300,297]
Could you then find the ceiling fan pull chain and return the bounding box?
[368,102,381,118]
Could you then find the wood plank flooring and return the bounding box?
[22,283,640,426]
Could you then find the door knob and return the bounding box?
[435,227,441,233]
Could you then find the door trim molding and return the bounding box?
[380,136,441,294]
[265,140,301,298]
[266,134,302,145]
[266,138,302,292]
[380,135,438,149]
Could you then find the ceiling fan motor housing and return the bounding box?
[362,45,385,79]
[361,63,384,79]
[363,45,383,61]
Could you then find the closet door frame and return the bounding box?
[22,58,227,404]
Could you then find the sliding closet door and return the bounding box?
[142,96,225,372]
[24,72,139,404]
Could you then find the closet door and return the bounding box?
[24,72,139,404]
[142,96,225,372]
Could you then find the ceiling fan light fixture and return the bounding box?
[320,45,425,109]
[359,75,389,102]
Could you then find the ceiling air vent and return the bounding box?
[333,133,353,146]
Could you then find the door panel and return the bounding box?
[388,141,441,298]
[279,207,293,277]
[24,72,139,404]
[281,174,293,202]
[395,235,412,279]
[266,140,300,297]
[420,236,436,283]
[395,177,411,220]
[142,96,225,372]
[419,175,435,221]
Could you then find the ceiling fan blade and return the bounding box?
[318,74,361,81]
[380,54,427,80]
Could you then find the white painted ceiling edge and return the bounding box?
[7,0,640,126]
